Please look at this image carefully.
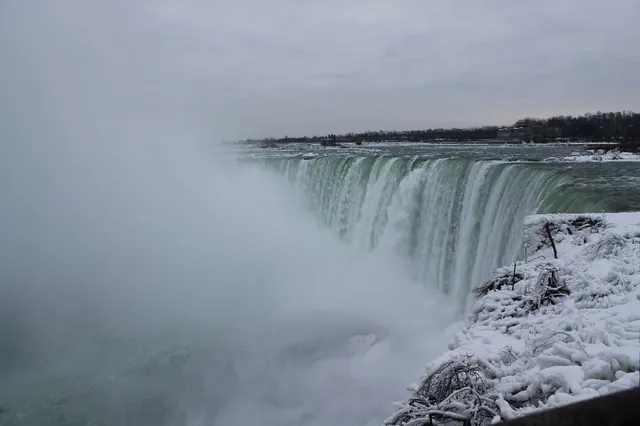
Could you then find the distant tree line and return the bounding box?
[246,111,640,146]
[515,111,640,141]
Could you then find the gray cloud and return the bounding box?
[7,0,640,139]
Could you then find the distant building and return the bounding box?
[497,126,531,141]
[497,127,513,140]
[497,125,562,142]
[512,127,530,141]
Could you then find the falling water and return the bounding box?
[0,1,610,425]
[269,156,602,307]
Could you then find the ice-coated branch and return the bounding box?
[544,221,558,259]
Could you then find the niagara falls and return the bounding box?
[1,1,639,425]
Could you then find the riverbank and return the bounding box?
[386,212,640,426]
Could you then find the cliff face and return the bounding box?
[386,213,640,426]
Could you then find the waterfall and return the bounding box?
[269,156,601,308]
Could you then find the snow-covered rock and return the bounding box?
[386,212,640,426]
[546,149,640,162]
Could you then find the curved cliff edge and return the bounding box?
[386,212,640,426]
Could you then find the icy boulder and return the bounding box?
[386,212,640,426]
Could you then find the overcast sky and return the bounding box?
[136,0,639,139]
[5,0,640,139]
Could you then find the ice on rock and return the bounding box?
[583,358,615,381]
[598,371,639,395]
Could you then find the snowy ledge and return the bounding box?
[386,212,640,426]
[545,149,640,162]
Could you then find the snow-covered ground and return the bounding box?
[387,212,640,426]
[547,149,640,162]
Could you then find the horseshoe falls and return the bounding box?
[270,155,603,308]
[4,2,640,426]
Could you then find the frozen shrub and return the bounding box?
[523,268,570,312]
[583,233,626,261]
[472,264,524,298]
[386,356,502,426]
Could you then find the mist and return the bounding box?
[0,1,456,425]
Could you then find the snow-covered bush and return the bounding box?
[472,265,524,298]
[385,356,501,426]
[524,215,604,257]
[522,268,569,312]
[388,213,640,426]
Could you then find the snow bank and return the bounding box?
[546,149,640,163]
[386,212,640,426]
